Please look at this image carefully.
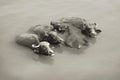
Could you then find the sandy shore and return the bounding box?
[0,0,120,80]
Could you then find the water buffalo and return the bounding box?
[16,25,64,56]
[28,25,64,45]
[16,33,54,56]
[50,17,102,37]
[32,41,54,56]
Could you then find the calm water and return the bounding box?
[0,0,120,80]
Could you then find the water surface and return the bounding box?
[0,0,120,80]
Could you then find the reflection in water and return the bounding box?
[62,37,96,55]
[32,45,63,65]
[33,55,54,65]
[52,37,96,55]
[87,37,97,45]
[53,45,64,54]
[26,37,96,65]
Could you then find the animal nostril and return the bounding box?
[49,51,55,56]
[92,33,96,35]
[49,50,53,54]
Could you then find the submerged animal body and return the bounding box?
[15,17,102,55]
[16,24,63,46]
[64,26,87,49]
[28,25,64,45]
[27,25,53,41]
[51,17,102,37]
[16,33,40,49]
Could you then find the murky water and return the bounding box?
[0,0,120,80]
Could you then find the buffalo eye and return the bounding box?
[95,29,102,33]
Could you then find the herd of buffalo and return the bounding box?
[15,17,102,56]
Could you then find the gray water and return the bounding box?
[0,0,120,80]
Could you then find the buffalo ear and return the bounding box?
[94,23,97,26]
[50,21,54,25]
[95,29,102,33]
